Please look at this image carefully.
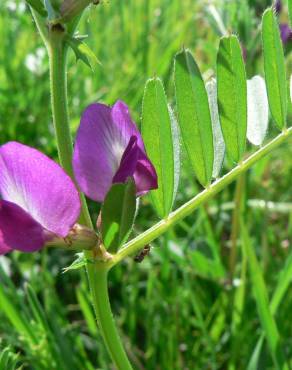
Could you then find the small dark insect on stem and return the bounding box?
[134,245,151,263]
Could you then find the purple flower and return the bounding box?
[0,142,80,255]
[73,100,158,202]
[280,23,292,45]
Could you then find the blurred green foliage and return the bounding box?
[0,0,292,369]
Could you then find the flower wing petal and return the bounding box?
[0,200,45,254]
[134,149,158,195]
[113,136,158,194]
[111,102,157,193]
[112,136,139,183]
[0,142,80,237]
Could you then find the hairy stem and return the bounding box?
[110,127,292,267]
[48,27,92,226]
[48,25,132,370]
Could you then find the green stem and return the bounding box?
[89,266,133,370]
[48,27,91,227]
[47,26,132,370]
[49,34,72,173]
[110,127,292,267]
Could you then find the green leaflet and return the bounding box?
[217,35,247,163]
[25,0,47,17]
[174,49,214,187]
[289,0,292,28]
[101,179,137,253]
[142,77,178,218]
[262,8,287,130]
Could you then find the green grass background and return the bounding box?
[0,0,292,369]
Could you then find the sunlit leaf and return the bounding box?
[206,78,225,178]
[262,8,287,130]
[175,49,214,187]
[217,35,247,163]
[247,75,269,146]
[142,77,179,218]
[168,105,181,201]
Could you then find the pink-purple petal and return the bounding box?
[113,135,158,194]
[73,100,158,202]
[134,150,158,195]
[0,200,45,254]
[0,237,12,255]
[73,103,118,202]
[111,100,145,150]
[280,23,292,45]
[0,142,80,237]
[112,136,139,184]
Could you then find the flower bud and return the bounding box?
[45,224,99,251]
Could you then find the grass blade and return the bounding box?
[248,250,292,368]
[262,8,287,130]
[0,347,19,370]
[175,48,214,186]
[241,221,287,370]
[217,35,247,163]
[0,284,37,345]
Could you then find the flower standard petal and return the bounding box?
[111,100,145,150]
[0,142,81,237]
[0,200,45,254]
[73,100,158,202]
[73,103,121,202]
